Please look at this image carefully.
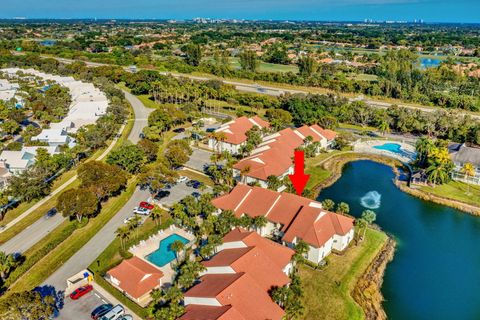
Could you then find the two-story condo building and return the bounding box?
[211,184,354,264]
[233,125,337,188]
[207,116,270,155]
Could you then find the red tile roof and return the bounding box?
[202,246,291,291]
[107,257,163,299]
[179,305,246,320]
[222,228,294,270]
[233,125,335,181]
[212,185,354,249]
[214,116,270,145]
[185,273,285,320]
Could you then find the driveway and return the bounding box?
[123,90,153,144]
[185,148,214,173]
[42,187,150,289]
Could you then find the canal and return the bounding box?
[317,160,480,320]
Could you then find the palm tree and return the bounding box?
[377,119,390,136]
[115,226,131,250]
[360,210,377,240]
[240,165,251,184]
[321,199,335,211]
[170,240,185,264]
[415,137,434,166]
[267,175,282,191]
[293,240,310,263]
[253,216,268,234]
[0,251,15,280]
[150,207,163,226]
[461,162,476,194]
[336,202,350,215]
[128,215,142,239]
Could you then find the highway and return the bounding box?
[48,55,480,120]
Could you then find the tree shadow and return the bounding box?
[34,285,65,317]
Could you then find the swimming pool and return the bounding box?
[145,234,190,267]
[373,143,403,154]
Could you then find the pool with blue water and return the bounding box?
[146,234,190,267]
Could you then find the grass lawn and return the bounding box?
[137,94,159,109]
[179,169,214,187]
[305,151,344,189]
[419,180,480,207]
[299,228,388,320]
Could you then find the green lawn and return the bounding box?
[305,151,343,189]
[299,228,388,320]
[419,180,480,207]
[137,95,159,109]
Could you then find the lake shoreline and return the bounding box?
[312,152,480,216]
[352,235,396,320]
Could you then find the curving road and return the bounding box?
[0,90,150,256]
[41,90,153,289]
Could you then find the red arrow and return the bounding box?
[288,150,310,195]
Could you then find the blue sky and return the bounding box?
[1,0,479,23]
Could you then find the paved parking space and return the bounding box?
[59,289,109,320]
[152,180,210,207]
[185,148,214,172]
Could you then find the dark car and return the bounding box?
[186,180,199,187]
[192,181,202,189]
[44,208,57,219]
[205,128,216,133]
[173,128,186,133]
[70,284,93,300]
[154,190,171,201]
[192,192,201,198]
[91,304,113,320]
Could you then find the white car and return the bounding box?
[123,216,135,224]
[133,207,150,215]
[177,176,188,183]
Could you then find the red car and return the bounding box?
[70,284,93,300]
[139,202,154,210]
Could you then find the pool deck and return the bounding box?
[354,140,416,163]
[129,226,195,285]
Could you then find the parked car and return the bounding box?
[44,208,57,219]
[91,304,113,320]
[206,127,216,133]
[70,284,93,300]
[139,201,154,210]
[123,215,142,225]
[177,176,188,183]
[154,190,170,201]
[192,181,202,189]
[118,315,133,320]
[173,127,186,133]
[133,207,150,215]
[186,180,199,187]
[100,304,125,320]
[192,192,201,198]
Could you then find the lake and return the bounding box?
[317,160,480,320]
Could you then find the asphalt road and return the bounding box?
[0,213,64,254]
[123,90,153,144]
[43,187,150,289]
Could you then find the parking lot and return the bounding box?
[184,147,214,172]
[59,289,110,320]
[151,179,210,207]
